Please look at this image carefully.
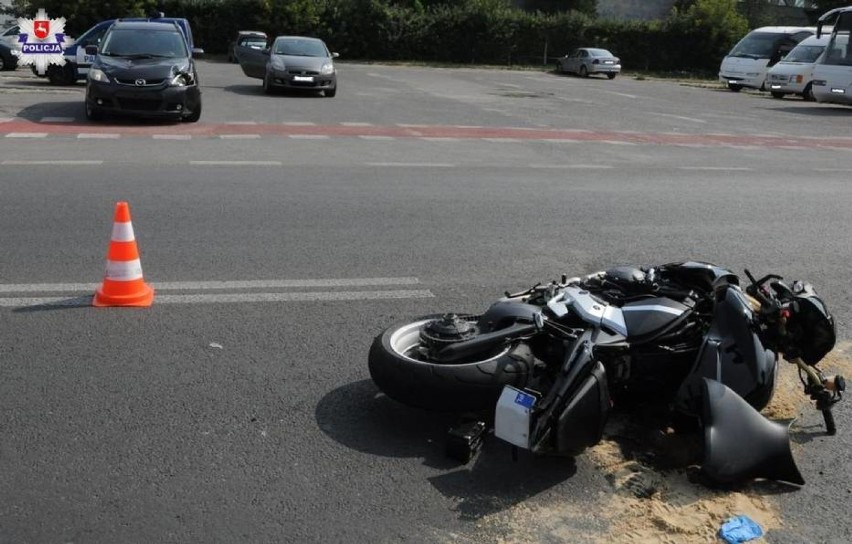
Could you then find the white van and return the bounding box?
[765,34,830,100]
[719,26,815,92]
[812,7,852,106]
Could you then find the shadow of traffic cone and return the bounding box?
[93,201,154,307]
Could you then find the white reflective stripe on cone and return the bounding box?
[111,221,136,242]
[105,259,144,281]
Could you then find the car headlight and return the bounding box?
[320,62,334,75]
[270,56,286,71]
[89,68,109,83]
[169,72,195,87]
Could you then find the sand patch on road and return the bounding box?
[463,342,852,544]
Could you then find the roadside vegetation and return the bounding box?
[3,0,847,77]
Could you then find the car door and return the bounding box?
[237,44,268,79]
[565,49,580,73]
[577,49,590,73]
[73,22,111,78]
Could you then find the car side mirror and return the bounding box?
[332,52,339,58]
[191,47,204,57]
[85,45,98,55]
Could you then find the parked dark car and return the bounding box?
[556,47,621,79]
[84,20,203,122]
[237,35,338,97]
[32,15,199,85]
[0,42,18,71]
[228,30,267,63]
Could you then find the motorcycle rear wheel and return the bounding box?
[368,314,535,412]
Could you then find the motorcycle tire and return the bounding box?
[368,314,535,412]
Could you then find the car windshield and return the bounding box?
[729,33,785,58]
[783,44,825,63]
[101,28,188,58]
[240,38,266,47]
[273,38,327,57]
[587,48,613,57]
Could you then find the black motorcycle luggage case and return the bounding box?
[555,362,610,456]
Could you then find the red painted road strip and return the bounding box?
[2,119,851,149]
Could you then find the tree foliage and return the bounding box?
[1,0,769,73]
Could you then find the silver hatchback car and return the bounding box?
[556,47,621,79]
[237,35,338,97]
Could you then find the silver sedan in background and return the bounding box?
[556,47,621,79]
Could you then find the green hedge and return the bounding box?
[10,0,741,74]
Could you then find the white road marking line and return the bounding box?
[539,139,580,143]
[2,160,102,165]
[0,277,422,293]
[454,125,483,129]
[189,160,282,166]
[225,121,258,125]
[367,162,454,167]
[0,290,434,307]
[600,140,638,146]
[282,121,316,126]
[359,135,394,141]
[397,123,430,128]
[78,133,120,139]
[219,134,261,139]
[419,137,460,142]
[678,166,752,171]
[289,135,330,140]
[40,116,75,123]
[153,134,191,140]
[5,133,48,138]
[483,138,521,143]
[342,122,373,126]
[529,164,613,169]
[653,113,707,124]
[604,91,638,99]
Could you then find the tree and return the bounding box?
[6,0,157,34]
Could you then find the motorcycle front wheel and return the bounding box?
[368,314,535,412]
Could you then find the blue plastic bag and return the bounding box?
[719,515,764,543]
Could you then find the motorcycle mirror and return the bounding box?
[534,312,544,330]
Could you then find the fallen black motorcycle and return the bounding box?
[368,261,843,485]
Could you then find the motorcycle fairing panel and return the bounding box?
[368,261,842,485]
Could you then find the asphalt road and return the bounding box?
[1,59,851,543]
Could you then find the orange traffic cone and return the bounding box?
[93,201,154,307]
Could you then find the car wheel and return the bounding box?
[770,91,785,99]
[84,101,103,121]
[325,85,337,97]
[803,82,815,101]
[182,102,201,123]
[579,65,588,78]
[262,73,275,95]
[607,73,616,80]
[727,83,743,92]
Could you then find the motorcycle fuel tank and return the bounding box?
[621,298,689,339]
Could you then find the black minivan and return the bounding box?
[85,20,202,122]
